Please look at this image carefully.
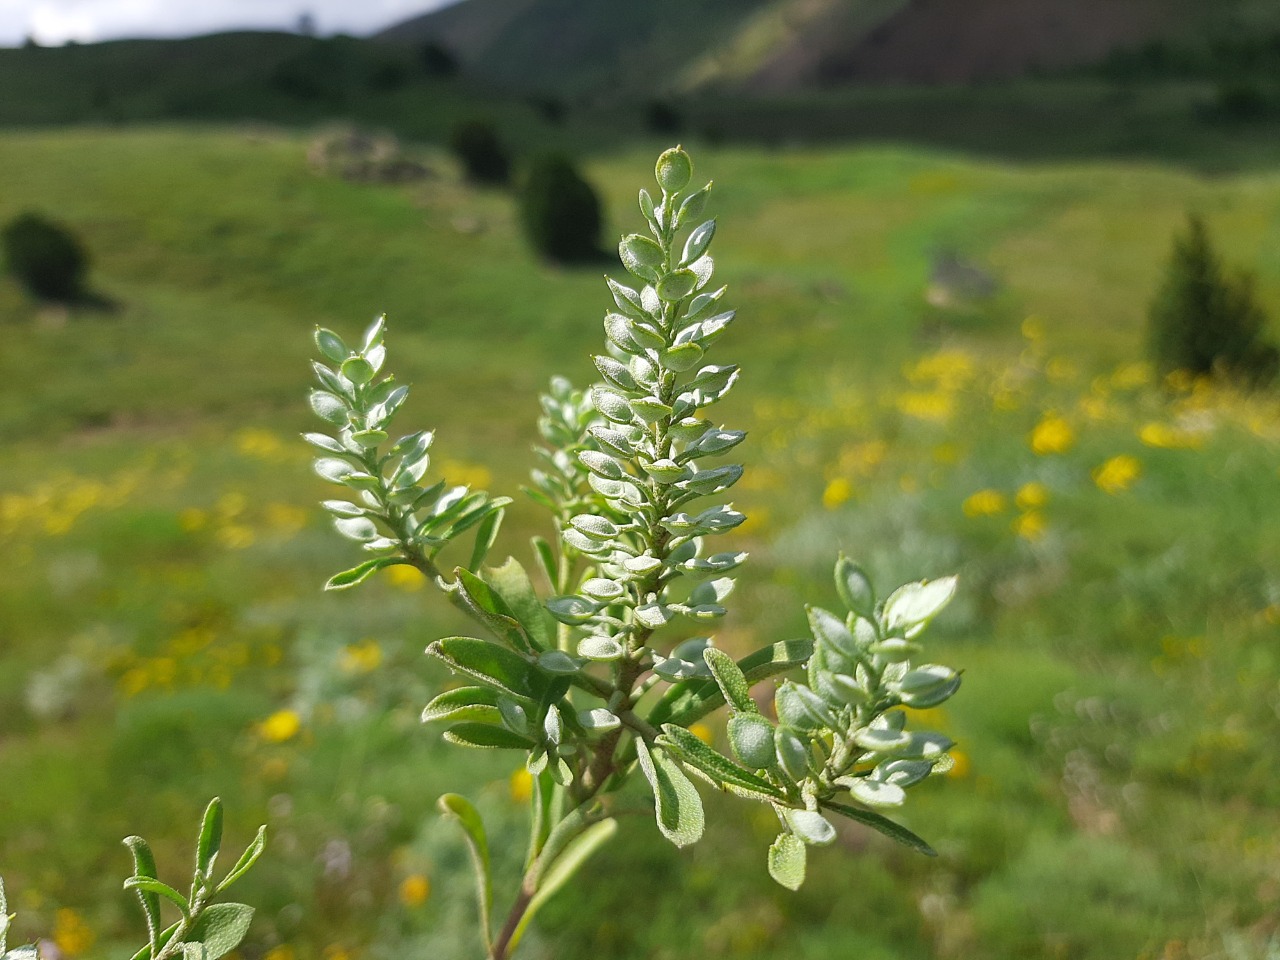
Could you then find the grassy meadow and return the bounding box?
[1,125,1279,960]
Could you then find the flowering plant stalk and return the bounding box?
[307,146,964,959]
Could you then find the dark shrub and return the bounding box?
[2,211,89,300]
[644,99,682,135]
[419,40,458,79]
[449,119,511,186]
[1148,214,1278,386]
[518,154,602,263]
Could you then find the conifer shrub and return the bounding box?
[1148,214,1278,387]
[2,211,89,301]
[518,153,602,263]
[449,120,511,186]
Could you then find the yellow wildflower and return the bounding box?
[509,768,533,803]
[962,489,1007,517]
[1015,482,1049,510]
[906,350,976,391]
[399,874,431,908]
[215,524,256,550]
[896,391,954,423]
[1045,356,1078,383]
[1110,362,1152,390]
[236,428,285,461]
[1029,413,1075,455]
[1012,511,1047,542]
[822,477,853,510]
[1093,455,1141,494]
[1138,422,1203,449]
[260,709,302,743]
[263,946,296,960]
[340,639,383,675]
[53,909,95,957]
[1021,316,1045,341]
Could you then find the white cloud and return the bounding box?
[1,0,455,47]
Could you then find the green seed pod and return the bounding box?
[655,146,693,194]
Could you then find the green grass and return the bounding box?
[1,126,1279,960]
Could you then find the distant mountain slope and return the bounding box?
[379,0,1245,93]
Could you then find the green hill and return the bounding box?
[377,0,1280,94]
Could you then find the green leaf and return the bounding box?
[314,327,348,362]
[618,234,665,282]
[421,686,502,724]
[660,724,783,800]
[443,723,536,750]
[186,903,253,960]
[882,577,958,638]
[454,569,536,653]
[468,509,505,573]
[774,725,810,782]
[481,558,554,650]
[807,605,861,659]
[509,819,618,955]
[195,798,224,881]
[590,385,634,424]
[774,681,836,732]
[216,826,266,893]
[427,637,548,702]
[820,799,938,857]
[784,808,836,846]
[635,740,704,848]
[324,557,401,591]
[727,713,778,770]
[340,356,375,385]
[834,555,876,618]
[844,778,906,808]
[657,269,698,302]
[703,647,756,713]
[437,794,492,950]
[681,220,716,265]
[183,942,208,960]
[123,878,189,917]
[536,650,580,674]
[577,635,624,661]
[768,833,806,891]
[676,182,712,227]
[122,836,162,951]
[308,390,348,425]
[530,536,558,593]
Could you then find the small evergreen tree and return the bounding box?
[2,211,89,300]
[1148,214,1278,386]
[449,119,511,186]
[518,153,602,263]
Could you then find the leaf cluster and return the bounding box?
[122,798,266,960]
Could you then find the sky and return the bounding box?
[0,0,459,46]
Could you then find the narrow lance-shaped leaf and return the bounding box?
[216,825,267,893]
[703,647,756,713]
[123,836,162,953]
[437,794,493,951]
[507,819,618,956]
[122,878,190,918]
[195,797,224,882]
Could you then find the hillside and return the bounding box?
[377,0,1233,93]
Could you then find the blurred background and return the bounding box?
[1,1,1279,958]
